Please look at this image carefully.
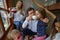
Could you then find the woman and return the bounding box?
[10,29,22,40]
[46,16,60,40]
[9,0,25,31]
[33,8,49,40]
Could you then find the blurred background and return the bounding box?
[0,0,60,40]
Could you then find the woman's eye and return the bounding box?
[58,27,60,28]
[57,27,60,29]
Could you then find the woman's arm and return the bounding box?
[44,8,56,19]
[32,0,44,9]
[32,0,56,19]
[8,12,14,19]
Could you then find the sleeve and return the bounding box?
[45,36,51,40]
[22,17,29,28]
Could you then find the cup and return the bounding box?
[32,15,37,20]
[11,8,17,13]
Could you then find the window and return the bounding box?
[0,0,9,31]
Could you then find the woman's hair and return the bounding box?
[27,7,34,15]
[10,29,19,39]
[50,16,60,40]
[16,0,23,10]
[16,0,24,15]
[36,8,46,19]
[7,29,19,40]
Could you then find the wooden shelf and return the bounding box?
[47,3,60,10]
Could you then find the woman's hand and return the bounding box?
[43,18,49,24]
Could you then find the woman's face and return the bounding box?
[55,22,60,32]
[16,1,22,8]
[35,11,42,19]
